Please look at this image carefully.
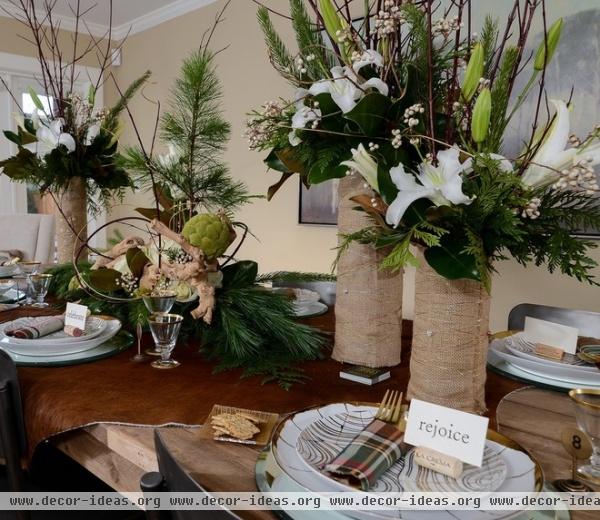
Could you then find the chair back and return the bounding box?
[140,430,239,520]
[508,303,600,338]
[0,214,55,263]
[0,349,28,493]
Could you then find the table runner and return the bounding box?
[5,306,522,459]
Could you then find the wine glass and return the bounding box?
[17,261,41,305]
[29,274,53,308]
[148,313,184,369]
[570,389,600,484]
[143,291,177,356]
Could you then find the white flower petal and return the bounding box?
[389,163,420,191]
[440,174,473,205]
[353,50,384,73]
[341,144,379,190]
[58,132,76,152]
[533,99,571,169]
[362,77,389,97]
[330,89,357,113]
[289,130,302,146]
[308,81,330,97]
[386,187,435,227]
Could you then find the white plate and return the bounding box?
[294,301,328,318]
[490,341,600,385]
[0,318,121,357]
[0,265,18,277]
[504,333,594,371]
[0,316,107,345]
[0,289,25,303]
[272,403,538,520]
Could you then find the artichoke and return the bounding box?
[182,213,232,260]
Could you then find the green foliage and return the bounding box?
[46,260,326,388]
[257,7,295,82]
[122,50,250,218]
[257,271,336,283]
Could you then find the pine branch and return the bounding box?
[105,70,151,131]
[257,6,295,81]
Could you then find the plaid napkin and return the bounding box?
[322,419,404,491]
[5,316,64,339]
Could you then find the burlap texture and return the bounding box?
[52,177,88,263]
[333,175,403,367]
[407,249,490,413]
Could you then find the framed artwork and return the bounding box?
[298,178,339,225]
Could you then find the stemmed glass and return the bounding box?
[148,313,184,369]
[570,389,600,484]
[16,261,41,305]
[29,274,53,308]
[143,291,177,356]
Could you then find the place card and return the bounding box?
[404,399,489,467]
[524,316,578,354]
[64,302,88,333]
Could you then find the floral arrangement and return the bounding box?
[0,0,147,214]
[248,0,600,289]
[0,80,147,212]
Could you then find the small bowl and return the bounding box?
[0,279,16,296]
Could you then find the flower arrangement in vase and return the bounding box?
[0,0,148,262]
[248,0,600,410]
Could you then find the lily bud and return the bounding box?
[534,18,563,71]
[471,88,491,144]
[461,43,484,102]
[319,0,343,43]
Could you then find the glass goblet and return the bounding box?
[570,389,600,484]
[29,274,53,308]
[17,262,41,305]
[143,291,177,356]
[148,313,184,369]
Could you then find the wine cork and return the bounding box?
[64,325,84,337]
[534,343,564,360]
[414,447,463,479]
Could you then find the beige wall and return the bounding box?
[3,0,590,332]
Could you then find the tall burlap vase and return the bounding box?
[333,175,403,367]
[407,248,490,413]
[52,177,88,263]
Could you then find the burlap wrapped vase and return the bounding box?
[407,248,490,413]
[333,175,403,368]
[52,177,88,263]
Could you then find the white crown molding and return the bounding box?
[0,0,218,40]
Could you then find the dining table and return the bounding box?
[2,303,597,520]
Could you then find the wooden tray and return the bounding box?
[199,404,280,446]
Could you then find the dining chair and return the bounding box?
[0,349,29,520]
[508,303,600,337]
[140,431,240,520]
[0,214,55,264]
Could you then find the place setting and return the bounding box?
[252,393,565,520]
[488,316,600,391]
[0,301,131,366]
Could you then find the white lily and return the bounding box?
[386,147,473,228]
[308,66,388,114]
[352,50,384,73]
[341,143,379,191]
[85,122,101,145]
[521,99,600,187]
[36,119,76,153]
[289,88,321,146]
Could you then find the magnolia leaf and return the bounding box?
[276,148,306,175]
[350,195,387,228]
[27,87,44,111]
[89,269,122,292]
[308,162,346,184]
[221,260,258,289]
[267,172,294,201]
[377,164,398,205]
[424,236,480,282]
[134,207,172,225]
[345,92,391,135]
[18,129,37,145]
[3,130,20,145]
[126,247,150,279]
[264,149,290,173]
